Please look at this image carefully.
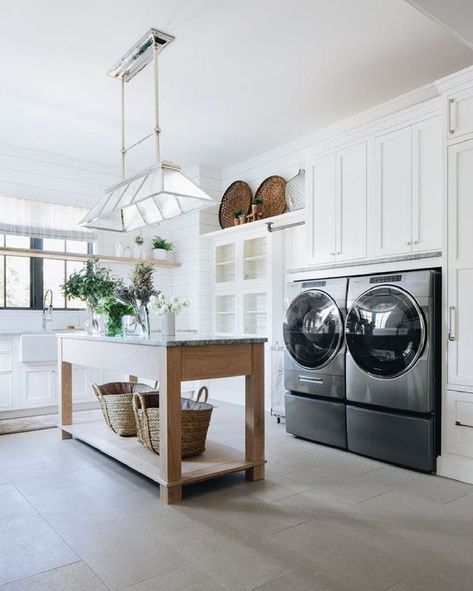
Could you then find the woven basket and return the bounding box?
[133,386,213,458]
[218,181,252,229]
[93,382,156,437]
[255,175,287,218]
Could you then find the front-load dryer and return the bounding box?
[283,277,348,448]
[345,269,441,471]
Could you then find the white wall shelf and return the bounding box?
[200,209,304,240]
[0,246,181,268]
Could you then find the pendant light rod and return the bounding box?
[153,43,161,164]
[121,78,126,179]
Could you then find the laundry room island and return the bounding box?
[57,333,266,504]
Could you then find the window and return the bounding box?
[0,234,93,310]
[0,234,31,308]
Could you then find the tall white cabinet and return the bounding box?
[307,141,367,264]
[437,66,473,483]
[372,118,442,257]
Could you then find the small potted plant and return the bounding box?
[233,210,245,225]
[251,197,263,216]
[152,236,174,261]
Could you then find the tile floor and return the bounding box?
[0,401,472,590]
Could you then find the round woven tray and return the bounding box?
[218,181,252,228]
[255,176,287,218]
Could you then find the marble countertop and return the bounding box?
[56,332,267,347]
[0,330,83,337]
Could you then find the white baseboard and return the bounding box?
[437,453,473,485]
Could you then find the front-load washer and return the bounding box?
[283,277,348,448]
[345,269,441,471]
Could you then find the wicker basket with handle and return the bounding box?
[133,386,213,457]
[92,381,157,437]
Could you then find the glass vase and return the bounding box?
[136,305,151,339]
[103,314,124,337]
[84,306,100,335]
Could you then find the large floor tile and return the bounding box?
[364,527,473,587]
[387,569,469,591]
[0,484,36,524]
[122,566,227,591]
[252,566,351,591]
[0,515,79,586]
[0,561,109,591]
[60,518,184,590]
[268,520,416,591]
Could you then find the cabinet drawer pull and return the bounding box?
[449,98,456,134]
[455,420,473,429]
[299,376,323,384]
[448,305,456,341]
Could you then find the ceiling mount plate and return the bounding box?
[107,28,175,82]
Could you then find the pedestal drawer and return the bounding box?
[446,389,473,459]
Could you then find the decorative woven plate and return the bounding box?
[255,175,287,219]
[218,181,252,229]
[285,169,305,211]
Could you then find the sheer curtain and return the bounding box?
[0,195,97,241]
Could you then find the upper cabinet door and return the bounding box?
[336,142,367,262]
[411,117,442,253]
[372,127,412,257]
[447,140,473,389]
[307,153,337,264]
[447,87,473,140]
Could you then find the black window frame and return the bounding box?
[0,235,94,311]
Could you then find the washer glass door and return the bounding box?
[345,286,425,378]
[283,290,343,369]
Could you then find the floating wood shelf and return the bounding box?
[0,247,181,268]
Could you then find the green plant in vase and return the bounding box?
[96,297,134,337]
[61,258,119,333]
[115,263,159,338]
[233,209,245,226]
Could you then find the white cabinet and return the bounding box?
[20,364,57,408]
[0,338,13,411]
[411,118,442,253]
[445,389,473,459]
[372,117,441,257]
[213,234,271,337]
[307,141,367,265]
[337,143,367,262]
[447,87,473,140]
[447,139,473,389]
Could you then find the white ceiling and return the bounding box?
[1,0,473,175]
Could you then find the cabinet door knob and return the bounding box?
[405,241,411,246]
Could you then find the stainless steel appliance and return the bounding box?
[283,277,348,448]
[345,270,441,471]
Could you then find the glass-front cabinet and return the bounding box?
[213,234,270,336]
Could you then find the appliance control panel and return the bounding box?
[369,274,402,284]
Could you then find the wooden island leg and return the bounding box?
[58,338,73,440]
[245,343,265,481]
[159,347,183,504]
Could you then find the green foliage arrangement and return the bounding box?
[233,209,244,218]
[252,197,263,205]
[152,236,174,251]
[114,263,159,337]
[96,297,134,337]
[61,258,118,310]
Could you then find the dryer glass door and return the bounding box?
[284,290,343,369]
[346,286,425,378]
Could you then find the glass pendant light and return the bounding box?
[81,29,213,232]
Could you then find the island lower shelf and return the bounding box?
[62,419,264,487]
